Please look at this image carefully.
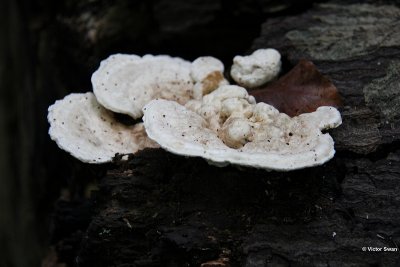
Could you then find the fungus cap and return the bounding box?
[92,54,194,119]
[190,56,228,99]
[230,48,281,88]
[48,92,158,163]
[142,87,342,171]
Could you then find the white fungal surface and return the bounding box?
[142,86,342,171]
[185,85,255,134]
[190,56,229,99]
[230,48,281,88]
[92,54,194,119]
[48,92,158,163]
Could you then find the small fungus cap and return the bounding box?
[92,54,194,119]
[190,56,229,99]
[48,92,158,163]
[230,48,281,88]
[142,86,342,171]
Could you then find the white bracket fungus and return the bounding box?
[142,86,342,171]
[190,56,229,99]
[91,54,194,119]
[230,48,281,88]
[48,92,158,163]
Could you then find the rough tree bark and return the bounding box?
[49,1,400,267]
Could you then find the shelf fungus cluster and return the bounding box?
[48,54,226,163]
[143,86,342,171]
[48,49,342,170]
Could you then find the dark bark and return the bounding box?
[251,2,400,156]
[77,149,345,266]
[70,145,400,266]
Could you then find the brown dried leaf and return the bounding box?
[249,59,342,117]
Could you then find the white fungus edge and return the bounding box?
[142,99,342,171]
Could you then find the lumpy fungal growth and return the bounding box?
[231,48,281,88]
[219,117,253,148]
[190,56,229,99]
[143,86,342,171]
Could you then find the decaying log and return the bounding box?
[52,2,400,267]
